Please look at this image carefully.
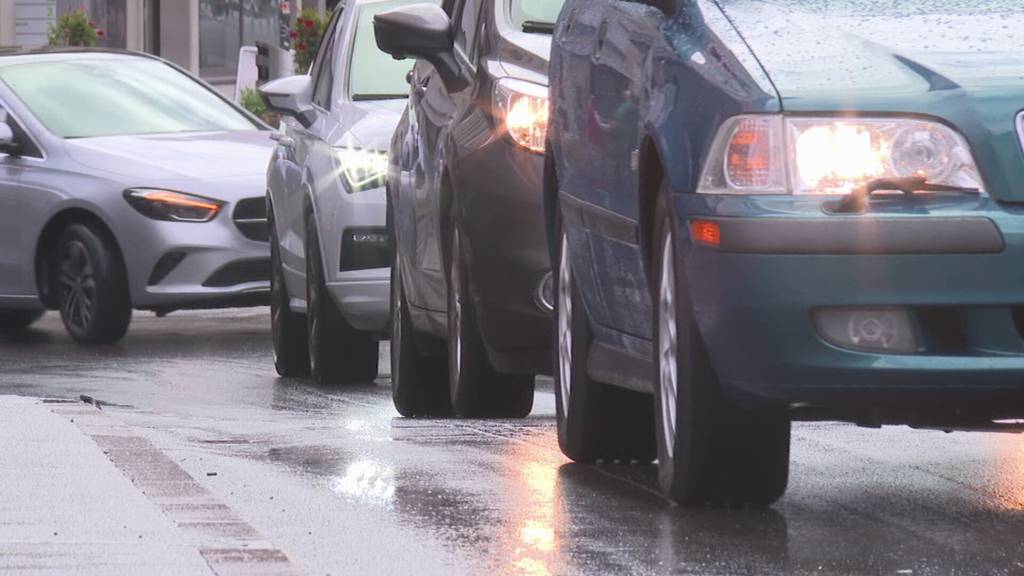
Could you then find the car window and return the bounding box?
[0,58,257,139]
[312,13,342,109]
[348,0,440,100]
[455,0,482,61]
[509,0,565,28]
[0,101,42,159]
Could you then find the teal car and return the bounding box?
[546,0,1024,506]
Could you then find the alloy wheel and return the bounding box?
[450,230,463,387]
[658,231,679,458]
[58,240,97,333]
[557,233,572,418]
[308,248,321,370]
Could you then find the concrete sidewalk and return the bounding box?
[0,396,294,575]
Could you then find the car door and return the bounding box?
[404,0,479,316]
[277,9,344,297]
[576,0,666,340]
[0,103,46,298]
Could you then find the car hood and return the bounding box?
[64,130,275,184]
[717,0,1024,200]
[497,29,552,87]
[717,0,1024,109]
[333,99,405,152]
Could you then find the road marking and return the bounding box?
[50,402,300,576]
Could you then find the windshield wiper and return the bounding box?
[522,20,555,34]
[830,176,979,214]
[351,93,408,101]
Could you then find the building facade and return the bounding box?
[0,0,329,88]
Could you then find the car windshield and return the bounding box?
[348,0,437,100]
[509,0,565,28]
[0,57,258,138]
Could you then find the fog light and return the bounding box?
[814,307,919,353]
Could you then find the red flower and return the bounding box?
[298,42,307,51]
[290,30,298,39]
[305,19,314,29]
[96,29,105,37]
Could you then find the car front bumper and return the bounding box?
[679,193,1024,419]
[457,139,552,375]
[119,200,269,310]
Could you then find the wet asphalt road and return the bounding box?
[3,310,1024,575]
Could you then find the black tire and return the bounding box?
[552,207,655,463]
[390,243,451,417]
[446,226,535,418]
[270,204,309,377]
[53,223,131,344]
[651,184,790,506]
[306,213,379,385]
[0,309,44,332]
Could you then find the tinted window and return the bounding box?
[509,0,565,27]
[313,17,340,108]
[348,0,440,100]
[0,58,256,138]
[455,0,481,59]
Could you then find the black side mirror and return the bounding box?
[373,3,467,92]
[0,113,20,156]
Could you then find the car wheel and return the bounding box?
[270,205,309,377]
[552,211,655,463]
[390,240,451,417]
[306,213,379,385]
[652,184,790,506]
[53,223,131,344]
[0,309,44,332]
[447,225,534,418]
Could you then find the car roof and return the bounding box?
[0,47,159,68]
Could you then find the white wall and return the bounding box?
[0,0,14,47]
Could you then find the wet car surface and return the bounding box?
[2,311,1024,575]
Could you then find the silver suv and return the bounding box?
[261,0,419,384]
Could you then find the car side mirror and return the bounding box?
[259,74,317,128]
[0,114,20,156]
[373,3,467,92]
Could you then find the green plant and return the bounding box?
[48,9,103,48]
[240,87,267,118]
[240,87,280,127]
[290,10,328,74]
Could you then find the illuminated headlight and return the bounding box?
[124,188,224,222]
[335,147,388,192]
[698,115,984,195]
[494,78,548,154]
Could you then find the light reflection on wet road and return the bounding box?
[3,310,1024,575]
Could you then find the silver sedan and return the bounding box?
[0,49,275,343]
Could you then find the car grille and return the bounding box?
[232,198,269,242]
[202,258,271,287]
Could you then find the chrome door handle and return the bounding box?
[270,132,295,148]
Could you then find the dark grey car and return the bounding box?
[375,0,563,417]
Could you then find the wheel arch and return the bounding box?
[34,207,124,309]
[637,133,669,276]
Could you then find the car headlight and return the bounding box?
[494,78,548,154]
[335,147,388,193]
[124,188,224,222]
[698,115,984,195]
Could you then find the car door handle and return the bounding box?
[414,76,431,99]
[270,132,295,148]
[594,20,609,60]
